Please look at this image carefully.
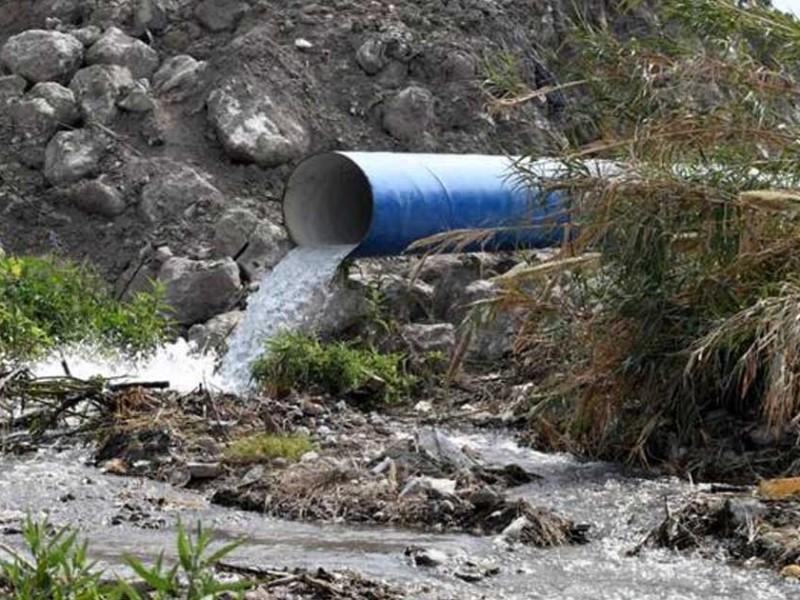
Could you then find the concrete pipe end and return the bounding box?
[283,152,373,248]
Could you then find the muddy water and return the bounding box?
[1,436,796,599]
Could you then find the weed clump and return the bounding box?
[251,331,415,404]
[224,433,313,464]
[455,0,800,477]
[0,253,171,358]
[0,515,246,599]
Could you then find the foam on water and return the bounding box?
[31,339,219,393]
[216,244,356,392]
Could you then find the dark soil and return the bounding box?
[0,0,587,286]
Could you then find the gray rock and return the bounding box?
[152,55,207,102]
[237,221,292,281]
[383,86,435,142]
[401,323,456,356]
[355,38,386,75]
[462,280,517,361]
[8,96,63,167]
[195,0,250,32]
[134,0,168,34]
[70,178,126,217]
[0,30,84,83]
[188,310,243,353]
[71,25,103,47]
[0,75,27,103]
[115,244,173,300]
[404,546,449,568]
[139,165,224,224]
[86,27,160,80]
[9,97,61,142]
[44,128,109,185]
[441,51,476,81]
[140,107,169,145]
[207,81,309,167]
[350,272,434,322]
[119,79,155,112]
[399,476,457,499]
[212,207,259,257]
[158,257,241,325]
[355,26,414,75]
[70,64,135,123]
[416,428,477,470]
[28,82,80,125]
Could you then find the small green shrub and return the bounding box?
[223,433,313,464]
[0,515,247,600]
[120,519,247,600]
[0,515,106,599]
[251,332,415,404]
[0,253,171,358]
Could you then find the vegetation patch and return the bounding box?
[223,433,313,464]
[468,0,800,479]
[251,332,415,404]
[0,253,171,359]
[0,516,247,599]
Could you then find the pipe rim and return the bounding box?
[282,151,375,250]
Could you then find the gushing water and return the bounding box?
[31,339,219,393]
[217,244,356,392]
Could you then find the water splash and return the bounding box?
[30,339,219,393]
[216,245,355,392]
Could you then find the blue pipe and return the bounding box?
[282,152,570,258]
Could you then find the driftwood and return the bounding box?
[0,367,170,435]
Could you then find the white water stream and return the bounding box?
[32,245,355,393]
[216,244,356,392]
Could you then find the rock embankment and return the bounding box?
[1,0,612,331]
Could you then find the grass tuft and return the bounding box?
[223,433,313,464]
[251,331,415,404]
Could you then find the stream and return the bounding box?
[0,431,794,599]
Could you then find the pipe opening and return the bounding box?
[283,153,373,247]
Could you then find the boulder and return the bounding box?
[158,257,241,325]
[116,245,174,301]
[133,0,168,34]
[382,86,435,142]
[86,27,160,80]
[355,38,387,75]
[9,97,60,142]
[195,0,250,32]
[152,55,207,102]
[212,207,259,257]
[69,178,126,217]
[44,128,110,186]
[462,280,518,361]
[71,25,103,47]
[415,428,477,471]
[0,75,27,103]
[355,25,414,75]
[70,64,135,124]
[139,165,224,224]
[119,79,155,112]
[207,80,309,167]
[441,51,476,81]
[187,310,244,353]
[236,221,292,281]
[401,323,456,356]
[28,82,80,125]
[0,30,84,83]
